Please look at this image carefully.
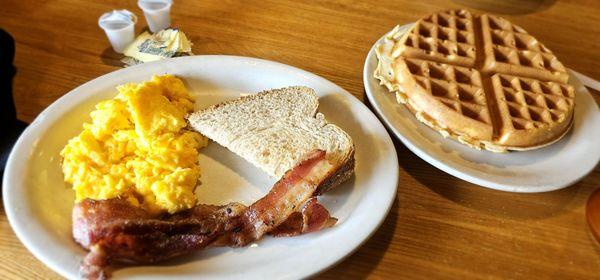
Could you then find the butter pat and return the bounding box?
[123,28,193,65]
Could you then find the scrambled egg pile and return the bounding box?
[61,75,208,214]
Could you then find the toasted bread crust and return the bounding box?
[190,86,319,121]
[316,148,355,195]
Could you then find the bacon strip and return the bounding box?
[270,197,338,237]
[214,150,334,246]
[75,200,247,279]
[74,150,338,279]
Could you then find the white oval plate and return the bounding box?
[364,24,600,193]
[3,56,399,279]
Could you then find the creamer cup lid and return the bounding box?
[138,0,173,13]
[98,9,138,30]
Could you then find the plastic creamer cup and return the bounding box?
[98,10,137,53]
[138,0,173,33]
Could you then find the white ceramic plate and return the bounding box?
[364,24,600,193]
[3,56,399,279]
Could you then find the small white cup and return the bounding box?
[98,10,137,53]
[138,0,173,33]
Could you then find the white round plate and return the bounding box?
[364,24,600,193]
[3,56,399,279]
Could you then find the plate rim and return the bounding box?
[3,55,400,279]
[363,24,600,193]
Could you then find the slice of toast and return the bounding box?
[187,86,355,194]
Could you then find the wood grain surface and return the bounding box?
[1,0,599,279]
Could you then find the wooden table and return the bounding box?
[1,0,599,279]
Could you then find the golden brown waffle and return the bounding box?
[374,9,574,152]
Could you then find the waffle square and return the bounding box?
[404,58,490,124]
[481,14,569,83]
[492,74,574,146]
[399,9,476,68]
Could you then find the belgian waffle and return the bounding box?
[374,9,574,152]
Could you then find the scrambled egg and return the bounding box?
[60,75,208,214]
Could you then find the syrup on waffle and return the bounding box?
[375,9,574,152]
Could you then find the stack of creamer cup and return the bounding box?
[98,0,173,53]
